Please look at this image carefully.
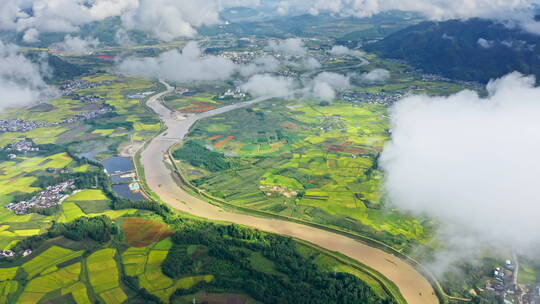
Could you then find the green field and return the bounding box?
[0,210,400,304]
[0,280,18,303]
[87,248,121,294]
[24,262,81,293]
[0,152,75,204]
[22,245,83,278]
[0,186,139,250]
[0,32,483,304]
[0,267,18,281]
[62,282,92,304]
[177,99,428,250]
[121,238,179,301]
[518,265,538,285]
[162,82,236,113]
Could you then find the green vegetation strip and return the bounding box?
[295,238,407,304]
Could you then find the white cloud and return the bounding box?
[266,38,322,70]
[361,68,390,82]
[0,0,220,41]
[267,38,308,57]
[477,37,494,49]
[118,42,236,83]
[239,55,281,77]
[304,57,322,70]
[501,39,536,51]
[0,41,51,112]
[277,1,291,15]
[330,45,363,57]
[121,0,221,41]
[312,82,336,101]
[55,35,100,53]
[216,0,261,8]
[329,45,370,65]
[22,28,40,43]
[241,74,294,98]
[114,28,134,46]
[0,0,138,33]
[381,72,540,255]
[311,0,540,21]
[309,72,351,100]
[2,0,540,39]
[279,0,540,35]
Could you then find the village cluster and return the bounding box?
[0,248,32,260]
[0,140,39,153]
[60,79,109,96]
[5,180,76,215]
[342,91,405,105]
[0,107,112,133]
[487,260,540,303]
[218,88,247,100]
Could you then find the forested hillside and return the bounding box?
[366,18,540,83]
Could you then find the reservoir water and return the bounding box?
[103,156,134,174]
[112,184,146,201]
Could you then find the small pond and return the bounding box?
[103,157,134,174]
[112,184,146,201]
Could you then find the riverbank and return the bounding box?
[139,81,440,304]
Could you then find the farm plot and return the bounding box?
[23,245,83,278]
[0,267,18,281]
[62,282,92,304]
[24,262,81,293]
[121,247,148,276]
[0,280,18,303]
[119,238,181,302]
[122,218,174,247]
[17,262,83,304]
[87,248,123,294]
[66,189,111,214]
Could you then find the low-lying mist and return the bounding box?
[0,41,52,112]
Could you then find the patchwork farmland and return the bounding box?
[174,99,428,251]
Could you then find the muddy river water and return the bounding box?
[139,82,438,304]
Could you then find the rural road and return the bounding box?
[140,81,439,304]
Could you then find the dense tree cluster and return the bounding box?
[24,53,88,83]
[13,216,117,251]
[172,140,230,172]
[111,198,172,219]
[50,215,118,242]
[27,205,61,216]
[164,224,393,304]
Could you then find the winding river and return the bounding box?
[140,81,438,304]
